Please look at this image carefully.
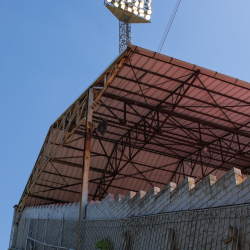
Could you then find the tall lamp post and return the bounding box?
[104,0,152,53]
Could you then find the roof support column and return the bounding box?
[77,88,93,250]
[81,88,93,210]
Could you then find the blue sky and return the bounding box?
[1,0,250,248]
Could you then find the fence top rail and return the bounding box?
[25,203,250,224]
[27,237,75,250]
[83,202,250,223]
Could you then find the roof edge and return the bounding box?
[127,44,250,89]
[51,46,131,127]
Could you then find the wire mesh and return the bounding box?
[15,217,31,250]
[17,204,250,250]
[26,238,74,250]
[78,205,250,250]
[24,218,78,250]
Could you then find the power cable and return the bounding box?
[129,0,183,108]
[158,0,182,53]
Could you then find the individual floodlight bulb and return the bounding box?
[140,2,144,8]
[128,0,132,2]
[134,10,138,15]
[107,0,112,2]
[147,9,152,14]
[135,1,139,6]
[139,9,144,13]
[121,5,125,9]
[114,2,119,7]
[139,13,144,17]
[133,6,137,10]
[146,14,151,20]
[128,7,132,12]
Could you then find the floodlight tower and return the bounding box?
[104,0,152,53]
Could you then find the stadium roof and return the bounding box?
[19,45,250,209]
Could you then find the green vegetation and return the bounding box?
[94,237,113,250]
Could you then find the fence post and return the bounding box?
[8,206,18,250]
[58,213,64,249]
[43,213,49,250]
[34,214,39,249]
[25,220,31,250]
[242,206,248,249]
[20,215,26,249]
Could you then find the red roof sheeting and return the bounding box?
[19,45,250,207]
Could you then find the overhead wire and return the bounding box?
[158,0,182,53]
[103,0,186,123]
[106,0,183,106]
[138,0,183,94]
[119,0,183,125]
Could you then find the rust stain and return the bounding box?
[91,54,129,109]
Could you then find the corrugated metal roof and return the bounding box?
[19,45,250,208]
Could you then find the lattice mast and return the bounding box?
[119,16,131,53]
[104,0,152,53]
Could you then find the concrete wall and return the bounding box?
[86,167,249,219]
[22,202,80,220]
[11,167,250,250]
[21,167,250,221]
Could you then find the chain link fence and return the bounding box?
[14,204,250,250]
[79,205,250,250]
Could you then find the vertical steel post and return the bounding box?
[220,208,227,249]
[58,213,64,249]
[195,211,202,249]
[35,214,39,250]
[209,210,216,250]
[20,215,26,249]
[242,206,248,249]
[236,207,242,250]
[43,214,49,250]
[81,88,93,211]
[25,220,31,250]
[77,88,94,250]
[214,208,222,248]
[8,206,18,250]
[231,207,237,250]
[204,210,212,248]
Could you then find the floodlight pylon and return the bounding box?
[104,0,152,53]
[119,16,131,53]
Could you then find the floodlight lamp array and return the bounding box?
[105,0,152,21]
